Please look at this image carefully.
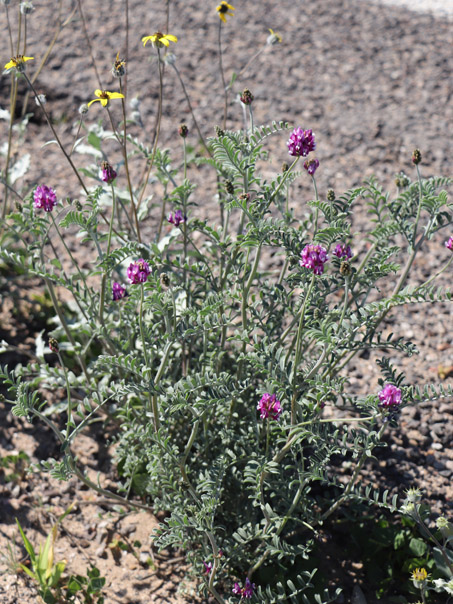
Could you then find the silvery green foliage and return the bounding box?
[1,122,453,602]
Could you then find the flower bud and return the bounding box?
[101,161,117,184]
[48,337,59,353]
[225,180,234,195]
[240,88,254,105]
[281,162,289,172]
[411,148,422,165]
[160,273,170,288]
[74,200,82,211]
[15,201,23,213]
[215,125,224,138]
[340,261,352,277]
[178,123,189,138]
[327,189,335,201]
[112,53,126,78]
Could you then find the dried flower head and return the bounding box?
[127,259,151,284]
[87,89,125,108]
[112,282,127,301]
[240,88,254,105]
[225,180,235,195]
[112,52,126,78]
[378,384,402,408]
[281,162,289,172]
[300,244,328,275]
[167,209,186,227]
[217,1,235,23]
[333,243,352,260]
[395,171,410,188]
[142,32,178,48]
[4,55,34,73]
[160,273,170,288]
[411,148,422,165]
[35,94,46,106]
[287,127,316,157]
[79,103,89,115]
[20,1,34,14]
[178,123,189,138]
[303,157,319,175]
[34,185,57,212]
[257,393,282,421]
[267,28,282,45]
[101,161,117,184]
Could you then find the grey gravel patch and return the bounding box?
[368,0,453,19]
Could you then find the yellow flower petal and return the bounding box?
[4,60,15,70]
[87,98,101,107]
[94,89,103,98]
[106,92,125,100]
[165,34,178,43]
[219,13,226,23]
[100,99,109,107]
[23,56,34,62]
[160,38,170,46]
[142,35,152,46]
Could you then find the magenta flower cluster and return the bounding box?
[445,236,453,251]
[333,243,352,260]
[167,209,186,227]
[378,384,402,408]
[300,244,329,275]
[101,162,117,184]
[287,127,316,157]
[112,282,127,301]
[127,259,151,284]
[257,393,282,421]
[33,185,58,212]
[233,578,256,599]
[303,157,319,175]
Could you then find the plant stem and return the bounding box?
[218,20,228,130]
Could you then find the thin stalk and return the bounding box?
[412,163,424,245]
[50,213,88,289]
[76,0,103,88]
[248,104,254,134]
[56,350,74,440]
[16,8,22,56]
[218,20,228,130]
[137,47,164,212]
[99,183,116,323]
[171,63,211,155]
[1,75,18,220]
[23,74,88,194]
[5,4,14,56]
[312,174,320,236]
[106,103,141,242]
[241,245,261,336]
[269,157,299,204]
[22,14,27,55]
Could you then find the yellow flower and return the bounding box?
[142,32,178,48]
[411,568,428,582]
[267,28,282,45]
[216,1,235,23]
[4,55,34,72]
[87,89,125,108]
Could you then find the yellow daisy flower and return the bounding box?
[142,32,178,48]
[216,1,235,23]
[267,28,282,45]
[4,55,34,72]
[87,89,125,108]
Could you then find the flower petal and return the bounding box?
[4,60,15,70]
[23,56,34,62]
[165,34,178,43]
[94,89,103,98]
[142,36,152,46]
[106,92,125,100]
[160,38,170,46]
[87,98,101,107]
[100,99,109,107]
[219,13,226,23]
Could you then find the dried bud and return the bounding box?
[48,337,59,353]
[15,201,23,213]
[239,193,250,203]
[340,261,352,277]
[225,180,235,195]
[79,103,89,115]
[74,200,82,211]
[411,148,422,165]
[215,125,224,138]
[281,162,289,172]
[160,273,170,288]
[327,189,335,202]
[178,123,189,138]
[35,94,46,106]
[395,171,410,188]
[20,1,34,14]
[240,88,254,105]
[112,52,126,78]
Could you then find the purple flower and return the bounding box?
[300,244,329,275]
[101,161,117,184]
[287,127,316,157]
[112,282,127,301]
[232,578,256,599]
[333,243,352,260]
[303,158,319,175]
[167,209,186,227]
[203,561,213,575]
[378,384,402,408]
[445,236,453,251]
[33,185,57,212]
[127,259,151,284]
[257,393,282,421]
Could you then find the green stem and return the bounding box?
[218,20,228,130]
[312,174,319,236]
[99,183,116,323]
[269,157,299,204]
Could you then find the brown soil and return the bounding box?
[1,0,453,602]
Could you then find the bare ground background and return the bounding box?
[0,0,453,602]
